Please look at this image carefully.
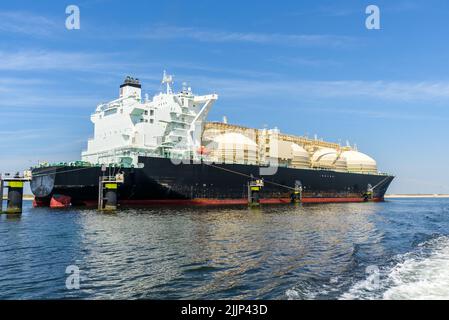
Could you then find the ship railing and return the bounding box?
[34,158,390,176]
[35,149,391,176]
[195,156,391,176]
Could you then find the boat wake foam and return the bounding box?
[341,235,449,300]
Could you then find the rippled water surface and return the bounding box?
[1,199,449,299]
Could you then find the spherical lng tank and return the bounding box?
[208,132,258,164]
[311,147,347,171]
[341,150,377,174]
[291,143,311,168]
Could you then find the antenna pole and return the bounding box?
[162,70,173,94]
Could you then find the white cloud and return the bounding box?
[0,11,57,36]
[0,128,55,143]
[304,106,448,121]
[269,56,340,67]
[0,75,101,110]
[285,5,356,18]
[187,76,449,102]
[0,50,114,71]
[137,25,355,47]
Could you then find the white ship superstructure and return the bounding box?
[82,72,379,175]
[81,72,218,166]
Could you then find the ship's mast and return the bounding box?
[162,70,174,94]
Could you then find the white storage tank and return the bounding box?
[291,143,311,168]
[311,147,347,171]
[209,132,258,164]
[341,150,377,174]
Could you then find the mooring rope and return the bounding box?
[371,176,391,190]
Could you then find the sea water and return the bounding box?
[1,198,448,299]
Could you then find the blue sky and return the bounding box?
[1,0,449,193]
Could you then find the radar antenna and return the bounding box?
[162,70,174,94]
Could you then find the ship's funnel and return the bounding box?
[120,76,141,99]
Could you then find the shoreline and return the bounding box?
[385,194,449,198]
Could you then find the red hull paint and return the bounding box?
[33,198,49,208]
[50,194,72,208]
[303,197,365,203]
[70,197,383,207]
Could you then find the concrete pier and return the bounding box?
[6,181,24,213]
[98,173,124,211]
[248,179,264,206]
[0,173,31,214]
[290,181,303,203]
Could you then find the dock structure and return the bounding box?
[0,172,32,214]
[248,179,264,206]
[291,181,303,203]
[98,172,124,211]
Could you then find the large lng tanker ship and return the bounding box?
[31,72,394,207]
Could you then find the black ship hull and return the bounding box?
[31,156,394,207]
